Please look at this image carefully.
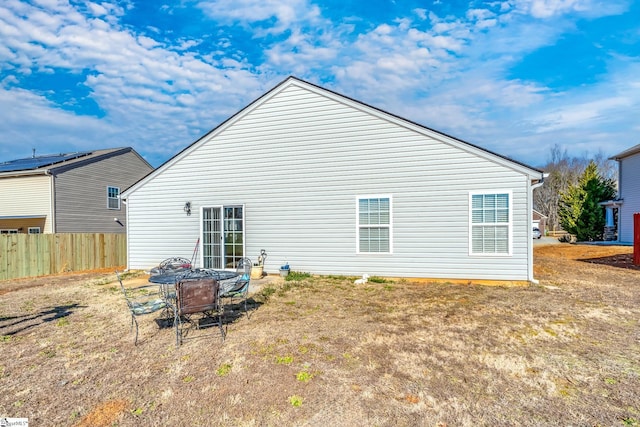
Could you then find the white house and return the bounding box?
[604,144,640,244]
[122,77,545,282]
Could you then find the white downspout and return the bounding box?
[122,197,129,272]
[528,174,547,285]
[45,170,55,233]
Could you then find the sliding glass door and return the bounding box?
[202,205,244,269]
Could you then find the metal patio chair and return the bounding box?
[150,257,192,275]
[220,257,252,319]
[174,272,225,347]
[116,271,167,345]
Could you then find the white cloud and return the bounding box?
[466,8,496,21]
[0,0,637,168]
[528,61,640,134]
[512,0,629,18]
[197,0,322,35]
[323,1,638,163]
[533,96,633,132]
[87,2,109,16]
[413,8,427,20]
[529,0,585,18]
[0,0,267,165]
[0,85,113,155]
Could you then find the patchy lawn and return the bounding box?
[1,244,639,426]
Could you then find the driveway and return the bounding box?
[533,236,561,246]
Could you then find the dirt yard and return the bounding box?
[1,244,639,426]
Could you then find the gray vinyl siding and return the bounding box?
[618,153,640,243]
[126,81,537,281]
[55,151,153,233]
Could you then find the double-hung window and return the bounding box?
[107,186,120,210]
[470,191,511,255]
[357,196,392,253]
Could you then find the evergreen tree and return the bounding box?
[558,161,616,241]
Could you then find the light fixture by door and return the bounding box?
[184,202,192,216]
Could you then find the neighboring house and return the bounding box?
[603,144,640,244]
[532,209,547,235]
[0,148,153,234]
[122,77,545,282]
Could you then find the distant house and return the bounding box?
[602,144,640,244]
[122,77,545,282]
[0,148,153,234]
[532,209,547,235]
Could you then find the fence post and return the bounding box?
[634,213,640,266]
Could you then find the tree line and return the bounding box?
[533,144,617,241]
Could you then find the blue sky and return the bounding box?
[0,0,638,168]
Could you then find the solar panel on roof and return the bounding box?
[0,151,92,173]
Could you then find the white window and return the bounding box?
[357,196,392,253]
[107,186,120,210]
[0,229,18,234]
[470,191,512,255]
[28,227,41,234]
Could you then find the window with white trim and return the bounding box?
[107,186,120,210]
[357,196,392,253]
[28,227,41,234]
[0,229,18,234]
[470,192,511,255]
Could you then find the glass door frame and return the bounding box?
[201,205,245,269]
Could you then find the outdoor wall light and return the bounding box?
[184,201,192,216]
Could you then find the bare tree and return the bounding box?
[593,150,618,188]
[533,145,616,232]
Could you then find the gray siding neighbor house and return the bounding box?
[0,148,153,234]
[604,144,640,244]
[122,77,545,282]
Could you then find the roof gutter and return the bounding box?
[0,169,49,178]
[531,172,547,190]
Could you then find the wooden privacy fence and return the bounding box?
[0,233,126,281]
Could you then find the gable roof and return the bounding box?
[123,76,544,197]
[610,143,640,161]
[533,209,548,219]
[0,147,151,177]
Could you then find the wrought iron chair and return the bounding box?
[220,257,252,319]
[116,271,167,345]
[174,272,225,347]
[150,257,192,275]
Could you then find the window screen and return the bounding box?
[358,197,391,253]
[107,186,120,210]
[471,193,510,255]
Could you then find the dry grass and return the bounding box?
[1,244,639,426]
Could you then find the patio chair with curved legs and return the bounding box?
[116,271,168,345]
[174,271,225,347]
[149,257,192,275]
[220,257,252,319]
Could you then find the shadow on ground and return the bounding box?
[579,253,640,271]
[0,303,85,336]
